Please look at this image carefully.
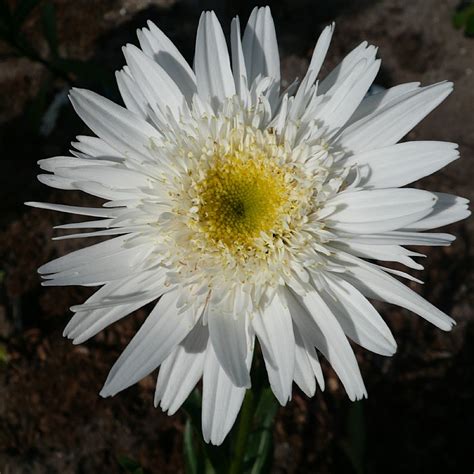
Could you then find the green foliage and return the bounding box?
[243,388,278,474]
[0,344,8,365]
[182,384,278,474]
[453,1,474,36]
[340,401,367,474]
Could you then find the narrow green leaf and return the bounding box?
[246,388,278,474]
[465,11,474,36]
[341,401,366,474]
[184,419,199,474]
[0,344,8,365]
[41,2,58,57]
[453,10,468,29]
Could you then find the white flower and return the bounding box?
[28,7,469,445]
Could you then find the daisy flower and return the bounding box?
[28,7,469,445]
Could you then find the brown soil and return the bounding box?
[0,0,473,473]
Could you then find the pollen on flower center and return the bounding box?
[197,149,288,248]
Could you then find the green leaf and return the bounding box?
[244,388,278,474]
[184,419,199,474]
[341,401,366,474]
[452,4,474,32]
[0,344,8,365]
[41,2,58,57]
[465,10,474,36]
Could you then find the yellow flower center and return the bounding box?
[197,148,288,249]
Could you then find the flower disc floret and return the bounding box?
[198,148,288,249]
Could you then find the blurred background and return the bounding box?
[0,0,473,472]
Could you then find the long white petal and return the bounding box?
[242,6,280,84]
[202,341,253,445]
[194,11,235,105]
[323,188,437,233]
[100,289,201,397]
[337,82,453,153]
[138,21,197,100]
[323,275,397,356]
[341,231,455,247]
[230,16,248,100]
[315,58,380,131]
[252,291,295,405]
[347,82,420,125]
[404,193,470,230]
[343,141,459,188]
[155,321,208,415]
[123,44,184,120]
[41,243,154,286]
[64,268,167,343]
[207,306,250,388]
[25,201,120,218]
[293,324,316,397]
[38,234,130,275]
[319,41,377,95]
[116,67,148,118]
[333,240,424,270]
[303,24,334,87]
[283,287,366,401]
[69,88,162,162]
[336,252,455,330]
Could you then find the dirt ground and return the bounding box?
[0,0,473,473]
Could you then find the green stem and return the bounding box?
[228,390,255,474]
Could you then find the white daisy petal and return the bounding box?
[195,11,235,105]
[315,56,381,131]
[69,88,162,161]
[202,342,253,445]
[343,141,459,188]
[242,6,280,85]
[319,41,377,95]
[333,240,424,270]
[337,252,455,331]
[337,82,453,153]
[253,291,295,405]
[101,289,202,397]
[230,16,249,100]
[293,325,317,397]
[293,321,325,396]
[404,193,470,230]
[123,44,184,120]
[71,135,119,158]
[116,67,148,118]
[138,21,197,100]
[64,268,167,343]
[303,23,334,87]
[207,306,250,388]
[343,231,456,247]
[284,287,366,401]
[323,188,438,234]
[323,275,397,356]
[155,321,209,415]
[347,82,420,125]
